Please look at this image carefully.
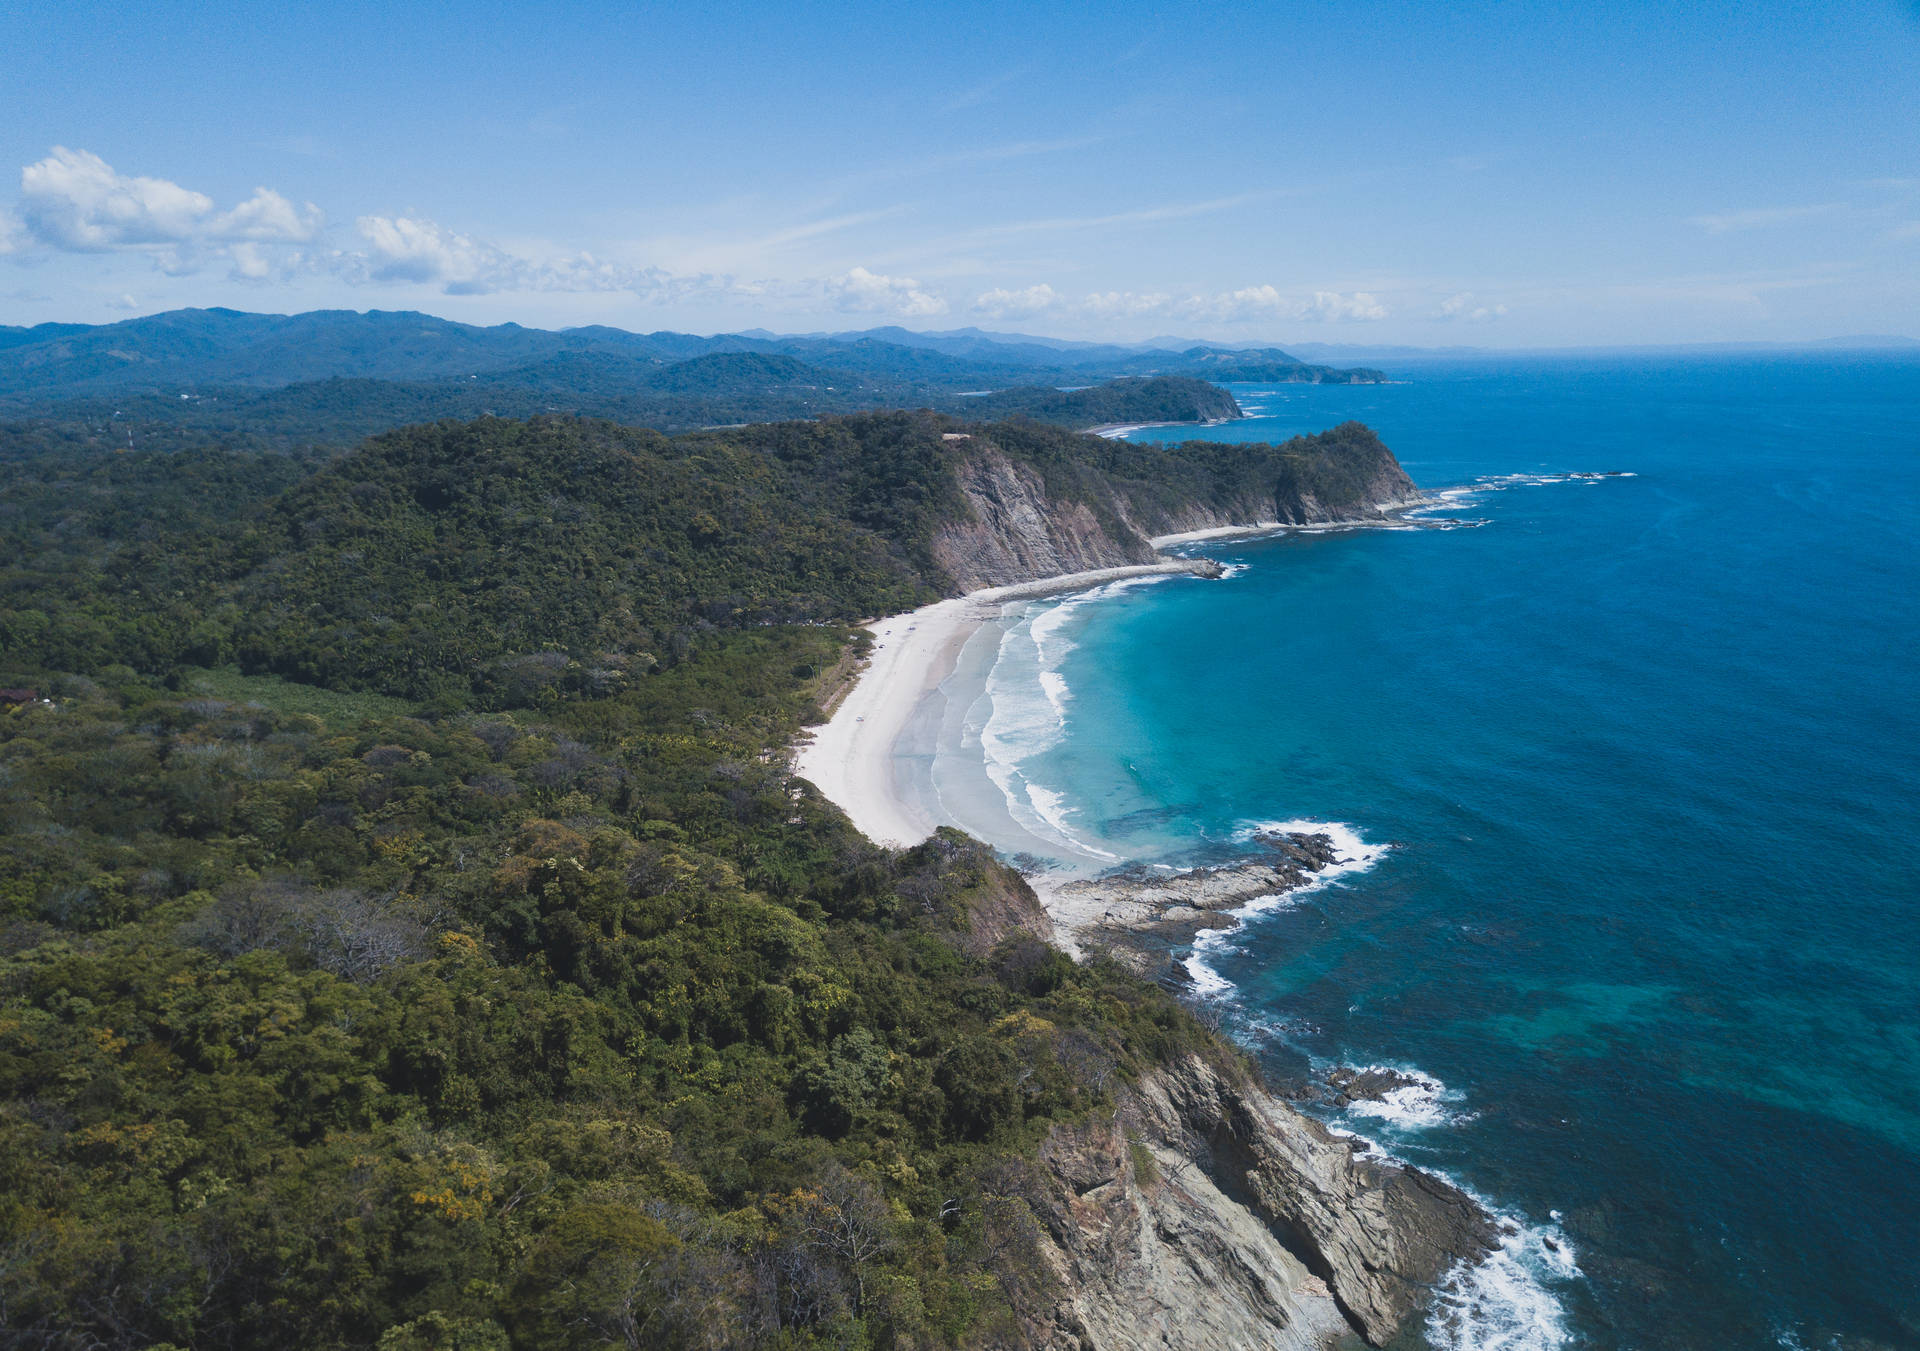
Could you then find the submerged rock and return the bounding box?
[1326,1065,1428,1107]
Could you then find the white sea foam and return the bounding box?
[1037,668,1070,717]
[1426,1200,1581,1351]
[1337,1064,1476,1130]
[1026,782,1117,860]
[979,624,1068,844]
[1233,818,1391,881]
[1407,470,1633,527]
[1182,945,1238,997]
[1181,821,1390,998]
[979,584,1177,863]
[1183,891,1303,994]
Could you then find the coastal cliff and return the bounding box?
[956,855,1494,1350]
[931,421,1420,592]
[1029,1054,1495,1350]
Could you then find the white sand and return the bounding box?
[1149,521,1284,547]
[794,561,1214,849]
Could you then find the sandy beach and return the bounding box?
[793,559,1221,850]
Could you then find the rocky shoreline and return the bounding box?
[1045,828,1356,977]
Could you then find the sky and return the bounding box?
[2,0,1917,346]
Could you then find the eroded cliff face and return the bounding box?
[1026,1055,1495,1351]
[930,450,1158,592]
[930,432,1422,593]
[953,860,1492,1351]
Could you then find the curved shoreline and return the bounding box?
[793,514,1422,931]
[793,557,1222,850]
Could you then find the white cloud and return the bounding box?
[1436,291,1508,322]
[971,283,1058,318]
[1302,290,1388,321]
[347,214,757,302]
[12,146,321,278]
[214,187,322,242]
[1187,285,1283,321]
[1071,285,1387,324]
[17,147,321,252]
[827,266,948,317]
[1688,203,1844,233]
[356,215,522,291]
[20,147,214,250]
[1081,289,1174,318]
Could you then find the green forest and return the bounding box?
[0,411,1401,1349]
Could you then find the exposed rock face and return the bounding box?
[1041,831,1355,971]
[930,426,1423,592]
[1028,1054,1497,1350]
[931,449,1156,591]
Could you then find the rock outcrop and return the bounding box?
[1029,1054,1496,1350]
[929,424,1423,592]
[1040,831,1356,971]
[932,448,1157,591]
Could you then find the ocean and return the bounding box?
[929,354,1920,1349]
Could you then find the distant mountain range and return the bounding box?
[0,308,1385,405]
[0,308,1382,447]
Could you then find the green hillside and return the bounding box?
[0,412,1415,1349]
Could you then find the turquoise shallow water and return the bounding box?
[975,356,1920,1349]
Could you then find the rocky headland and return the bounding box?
[929,422,1422,592]
[951,858,1498,1350]
[1040,829,1357,975]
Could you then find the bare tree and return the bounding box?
[788,1164,895,1317]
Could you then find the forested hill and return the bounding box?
[0,361,1241,454]
[2,412,1414,704]
[0,307,1408,454]
[0,412,1422,1350]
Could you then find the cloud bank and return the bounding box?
[982,283,1390,324]
[827,267,948,317]
[4,148,1450,330]
[14,148,321,276]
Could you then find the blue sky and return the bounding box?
[3,0,1916,345]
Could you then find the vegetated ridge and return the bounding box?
[0,409,1467,1351]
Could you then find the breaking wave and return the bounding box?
[1183,820,1390,996]
[978,575,1177,863]
[1426,1199,1582,1351]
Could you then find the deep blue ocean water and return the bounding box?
[995,356,1920,1349]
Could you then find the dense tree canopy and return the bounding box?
[0,408,1401,1348]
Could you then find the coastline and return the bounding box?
[789,504,1566,1348]
[1085,415,1240,439]
[794,513,1416,944]
[793,558,1221,850]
